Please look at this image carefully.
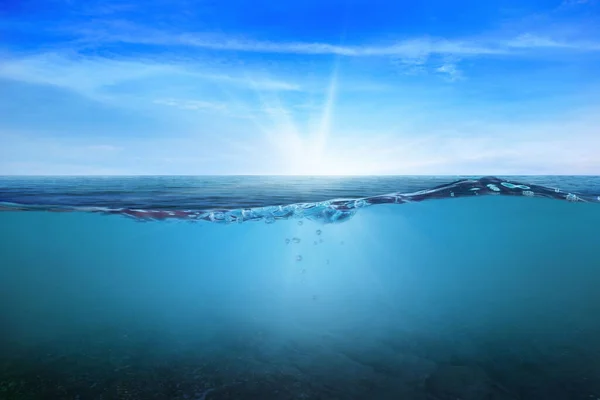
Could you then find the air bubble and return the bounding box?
[292,237,301,244]
[296,255,303,262]
[316,229,322,235]
[502,182,530,190]
[297,221,303,226]
[285,238,290,245]
[354,199,367,208]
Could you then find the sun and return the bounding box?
[237,62,390,176]
[259,67,365,176]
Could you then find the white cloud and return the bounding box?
[0,53,168,96]
[70,21,600,58]
[77,27,507,57]
[51,24,600,84]
[2,12,600,176]
[74,2,139,16]
[0,53,301,102]
[561,0,593,6]
[86,144,123,152]
[0,131,253,175]
[205,73,301,91]
[2,104,599,175]
[505,33,600,50]
[153,98,227,112]
[435,63,462,81]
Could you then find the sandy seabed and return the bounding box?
[2,324,600,400]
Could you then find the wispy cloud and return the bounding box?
[67,2,140,17]
[204,73,301,92]
[3,105,599,175]
[70,21,600,58]
[561,0,594,7]
[391,54,429,76]
[54,22,600,85]
[0,52,301,102]
[82,30,498,57]
[153,98,227,112]
[505,33,600,50]
[86,144,123,152]
[1,1,599,176]
[171,36,504,57]
[436,63,462,81]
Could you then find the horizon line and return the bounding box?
[1,174,598,178]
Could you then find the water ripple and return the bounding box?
[1,177,598,224]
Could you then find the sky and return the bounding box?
[0,0,599,175]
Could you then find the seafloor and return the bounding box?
[2,325,599,400]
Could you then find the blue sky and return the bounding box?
[1,0,599,175]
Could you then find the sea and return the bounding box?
[1,175,600,400]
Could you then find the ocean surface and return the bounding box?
[1,175,600,400]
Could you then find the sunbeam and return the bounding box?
[312,60,340,170]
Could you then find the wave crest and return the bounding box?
[0,177,598,224]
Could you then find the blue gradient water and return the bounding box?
[1,176,600,399]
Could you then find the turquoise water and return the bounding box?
[1,176,600,399]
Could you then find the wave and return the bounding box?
[0,176,598,224]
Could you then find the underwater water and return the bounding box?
[1,175,600,400]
